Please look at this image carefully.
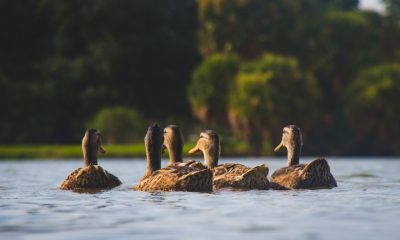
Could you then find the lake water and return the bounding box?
[1,158,400,240]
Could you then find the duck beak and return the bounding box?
[97,135,106,154]
[188,142,201,155]
[162,144,166,154]
[99,145,107,154]
[274,142,284,152]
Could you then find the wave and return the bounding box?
[342,173,380,179]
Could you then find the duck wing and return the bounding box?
[134,165,212,192]
[300,158,337,189]
[170,160,208,170]
[213,163,269,190]
[270,164,306,190]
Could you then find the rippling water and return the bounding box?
[1,158,400,240]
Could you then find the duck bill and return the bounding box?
[98,145,107,154]
[188,143,201,155]
[274,142,284,152]
[97,136,107,154]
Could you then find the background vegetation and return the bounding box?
[0,0,399,157]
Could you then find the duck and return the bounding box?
[163,125,207,169]
[188,130,269,190]
[271,125,337,190]
[60,129,121,190]
[134,124,213,192]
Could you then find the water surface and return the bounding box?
[1,158,400,240]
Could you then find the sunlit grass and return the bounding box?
[0,144,143,159]
[0,143,197,159]
[0,141,253,159]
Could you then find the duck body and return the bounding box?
[212,163,269,190]
[60,164,121,190]
[188,130,270,190]
[271,158,337,190]
[135,124,213,193]
[60,129,121,191]
[272,125,337,190]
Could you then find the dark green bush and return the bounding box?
[89,107,146,144]
[187,53,239,125]
[345,63,400,154]
[229,53,320,155]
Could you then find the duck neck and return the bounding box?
[145,148,161,177]
[287,143,301,166]
[167,144,183,165]
[83,146,98,167]
[204,149,219,169]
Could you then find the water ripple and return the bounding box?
[0,158,400,240]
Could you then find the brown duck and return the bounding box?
[189,130,269,190]
[134,124,213,192]
[271,125,337,190]
[60,129,121,190]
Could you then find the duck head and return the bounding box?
[144,123,163,177]
[82,129,106,167]
[274,125,303,166]
[163,125,184,165]
[188,130,220,168]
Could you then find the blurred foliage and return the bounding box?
[0,0,199,144]
[308,10,385,98]
[345,64,400,154]
[197,0,358,58]
[188,53,239,124]
[383,0,400,20]
[89,107,146,144]
[195,0,400,155]
[0,0,400,155]
[228,53,320,155]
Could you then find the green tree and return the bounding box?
[89,107,146,144]
[198,0,358,58]
[0,0,200,144]
[301,10,389,153]
[382,0,400,20]
[188,53,239,125]
[229,53,320,155]
[309,11,383,95]
[345,63,400,154]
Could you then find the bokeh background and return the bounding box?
[0,0,399,156]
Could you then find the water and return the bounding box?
[1,158,400,240]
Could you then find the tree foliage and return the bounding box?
[197,0,358,58]
[229,53,320,155]
[345,64,400,154]
[89,107,146,144]
[188,53,239,125]
[382,0,400,20]
[1,0,400,155]
[0,0,199,144]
